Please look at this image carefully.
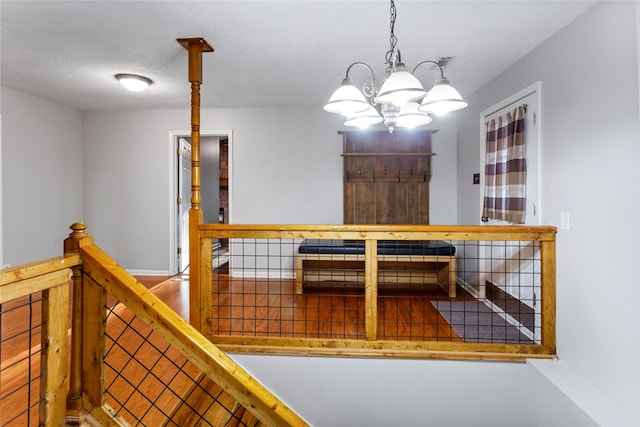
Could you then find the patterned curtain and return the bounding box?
[483,105,526,224]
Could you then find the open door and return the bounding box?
[171,131,232,275]
[177,137,192,274]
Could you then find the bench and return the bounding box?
[295,239,457,297]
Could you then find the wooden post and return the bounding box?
[177,38,214,331]
[40,277,70,427]
[540,239,557,354]
[80,264,107,413]
[200,234,213,337]
[64,222,91,425]
[364,239,378,341]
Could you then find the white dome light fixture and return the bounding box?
[324,0,467,132]
[115,73,153,92]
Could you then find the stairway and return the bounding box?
[169,373,262,426]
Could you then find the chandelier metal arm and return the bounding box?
[345,61,379,99]
[412,60,445,79]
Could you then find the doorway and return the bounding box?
[169,130,232,275]
[478,82,542,341]
[479,83,541,227]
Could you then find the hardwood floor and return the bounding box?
[136,275,175,289]
[1,273,468,425]
[128,274,467,343]
[0,293,44,426]
[134,274,468,343]
[209,274,467,342]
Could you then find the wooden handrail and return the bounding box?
[198,223,557,241]
[0,255,79,288]
[78,240,308,427]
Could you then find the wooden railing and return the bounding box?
[0,221,557,425]
[0,223,308,426]
[0,255,78,426]
[195,224,557,361]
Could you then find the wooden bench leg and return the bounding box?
[437,258,456,298]
[448,257,457,298]
[295,255,304,294]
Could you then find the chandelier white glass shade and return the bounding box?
[375,59,426,107]
[323,78,370,115]
[418,76,467,116]
[396,101,432,128]
[344,104,384,128]
[115,73,153,92]
[324,0,467,132]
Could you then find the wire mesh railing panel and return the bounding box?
[210,237,543,345]
[101,284,258,426]
[0,294,44,427]
[212,238,366,340]
[457,239,541,343]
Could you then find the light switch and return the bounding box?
[560,212,570,230]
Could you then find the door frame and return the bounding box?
[476,82,542,342]
[0,118,3,268]
[168,129,233,275]
[478,81,542,226]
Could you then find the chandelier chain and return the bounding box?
[385,0,398,66]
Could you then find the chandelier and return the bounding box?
[324,0,467,132]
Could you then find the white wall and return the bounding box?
[232,354,532,427]
[1,87,83,266]
[0,93,456,272]
[457,1,640,423]
[82,109,190,272]
[82,107,458,272]
[429,117,458,224]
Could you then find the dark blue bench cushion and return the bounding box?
[298,239,455,256]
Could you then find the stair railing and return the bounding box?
[0,254,79,426]
[0,223,308,427]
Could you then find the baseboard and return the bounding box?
[486,281,534,331]
[128,269,171,276]
[456,277,479,298]
[456,278,534,341]
[229,269,295,280]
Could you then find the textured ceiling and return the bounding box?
[1,1,596,111]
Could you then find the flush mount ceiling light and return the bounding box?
[324,0,467,132]
[115,73,153,92]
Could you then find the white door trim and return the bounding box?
[479,81,542,225]
[0,117,3,268]
[168,130,233,275]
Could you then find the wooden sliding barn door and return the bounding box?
[342,130,433,224]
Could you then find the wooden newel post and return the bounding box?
[178,38,214,331]
[64,222,90,424]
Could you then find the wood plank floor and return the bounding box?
[209,274,468,342]
[1,273,469,425]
